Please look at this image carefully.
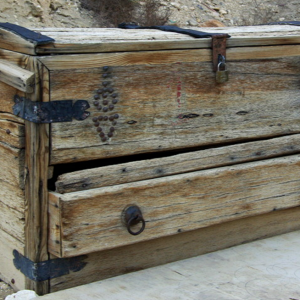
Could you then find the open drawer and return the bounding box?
[49,153,300,258]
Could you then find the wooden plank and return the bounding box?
[48,192,61,257]
[0,81,22,114]
[0,113,25,149]
[50,206,300,292]
[56,134,300,193]
[0,180,24,212]
[0,27,36,55]
[0,59,35,92]
[49,55,300,164]
[49,155,300,258]
[24,59,50,294]
[0,199,25,243]
[34,25,300,54]
[0,49,31,68]
[0,141,25,189]
[39,45,300,70]
[0,228,25,291]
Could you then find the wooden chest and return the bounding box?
[2,22,300,295]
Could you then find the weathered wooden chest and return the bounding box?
[2,22,300,295]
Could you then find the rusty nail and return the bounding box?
[112,121,117,125]
[109,105,114,110]
[109,115,114,121]
[102,137,107,142]
[108,132,113,138]
[97,106,102,111]
[112,93,118,98]
[103,100,108,105]
[108,88,114,93]
[114,114,119,119]
[6,129,11,134]
[94,122,100,127]
[97,89,103,94]
[112,99,118,104]
[99,132,105,137]
[93,101,99,106]
[110,127,115,132]
[102,81,110,87]
[97,127,103,132]
[103,66,109,72]
[103,73,109,78]
[103,93,109,98]
[11,279,15,284]
[103,107,108,112]
[92,117,98,122]
[94,95,100,100]
[98,116,103,121]
[104,116,108,121]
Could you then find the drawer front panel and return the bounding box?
[49,52,300,164]
[49,155,300,258]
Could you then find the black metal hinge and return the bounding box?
[13,250,87,282]
[13,95,90,123]
[0,22,54,45]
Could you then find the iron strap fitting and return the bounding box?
[13,95,90,123]
[13,250,87,282]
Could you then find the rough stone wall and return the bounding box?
[1,0,299,29]
[0,0,96,28]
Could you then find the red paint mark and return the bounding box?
[177,77,182,108]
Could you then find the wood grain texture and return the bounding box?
[0,228,25,291]
[24,59,50,294]
[49,55,300,164]
[34,25,300,54]
[0,113,25,149]
[50,206,300,292]
[0,81,22,114]
[0,141,25,189]
[39,45,300,70]
[0,199,24,242]
[0,49,31,67]
[0,27,36,55]
[48,192,61,257]
[0,180,24,212]
[56,134,300,193]
[0,59,35,92]
[49,155,300,257]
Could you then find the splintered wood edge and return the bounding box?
[0,59,35,92]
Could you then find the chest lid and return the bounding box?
[2,22,300,55]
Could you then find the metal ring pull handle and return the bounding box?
[124,206,146,236]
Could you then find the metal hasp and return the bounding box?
[13,95,90,123]
[212,34,228,72]
[13,250,87,282]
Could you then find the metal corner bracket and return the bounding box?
[13,95,90,124]
[13,250,88,282]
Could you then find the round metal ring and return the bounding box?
[126,215,146,236]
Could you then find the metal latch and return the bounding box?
[212,34,229,83]
[13,250,87,282]
[13,95,90,123]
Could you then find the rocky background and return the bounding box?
[0,0,300,299]
[0,0,299,29]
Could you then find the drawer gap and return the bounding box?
[49,133,300,194]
